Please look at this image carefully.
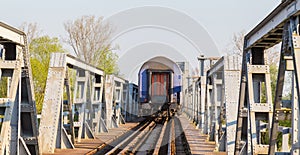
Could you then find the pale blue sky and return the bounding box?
[1,0,281,81]
[2,0,280,51]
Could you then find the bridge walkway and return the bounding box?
[43,122,138,155]
[178,114,226,155]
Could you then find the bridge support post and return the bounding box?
[122,82,129,122]
[0,26,39,155]
[199,77,206,132]
[267,18,300,154]
[127,83,138,121]
[211,74,222,150]
[39,53,74,153]
[270,17,300,154]
[291,73,300,154]
[204,82,212,135]
[104,75,127,128]
[0,23,45,155]
[235,47,273,154]
[205,55,240,153]
[192,79,196,122]
[223,56,241,153]
[39,53,105,153]
[128,84,133,121]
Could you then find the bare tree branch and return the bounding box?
[19,22,42,44]
[64,15,118,74]
[232,31,246,57]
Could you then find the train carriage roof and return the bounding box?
[139,56,182,77]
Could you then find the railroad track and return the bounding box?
[95,116,191,155]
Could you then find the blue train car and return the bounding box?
[138,56,182,117]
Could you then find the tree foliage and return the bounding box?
[232,31,245,56]
[30,36,64,113]
[64,15,118,74]
[0,77,8,98]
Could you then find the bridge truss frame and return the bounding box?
[38,52,133,154]
[38,53,105,153]
[0,22,39,155]
[235,0,300,154]
[206,55,241,153]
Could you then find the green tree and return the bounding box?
[64,15,119,74]
[0,77,8,98]
[270,63,278,99]
[30,36,64,113]
[260,63,278,103]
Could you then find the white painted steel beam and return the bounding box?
[65,54,104,75]
[39,54,74,153]
[114,76,126,83]
[206,55,241,154]
[207,57,224,77]
[0,22,24,46]
[245,0,299,49]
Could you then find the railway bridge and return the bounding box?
[1,1,300,155]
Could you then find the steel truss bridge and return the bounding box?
[1,0,300,154]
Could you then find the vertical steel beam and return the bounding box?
[104,75,126,128]
[192,79,196,122]
[65,71,75,144]
[105,75,114,129]
[235,47,273,155]
[1,59,21,155]
[39,53,74,153]
[90,72,104,135]
[291,73,300,154]
[75,70,94,142]
[122,82,129,122]
[212,74,220,150]
[223,56,241,154]
[128,84,134,121]
[181,62,189,114]
[0,33,40,155]
[269,22,289,154]
[235,75,247,155]
[291,26,300,154]
[21,35,40,155]
[131,83,139,119]
[133,85,139,118]
[204,81,212,135]
[200,76,206,133]
[208,73,223,150]
[39,53,105,153]
[195,79,200,128]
